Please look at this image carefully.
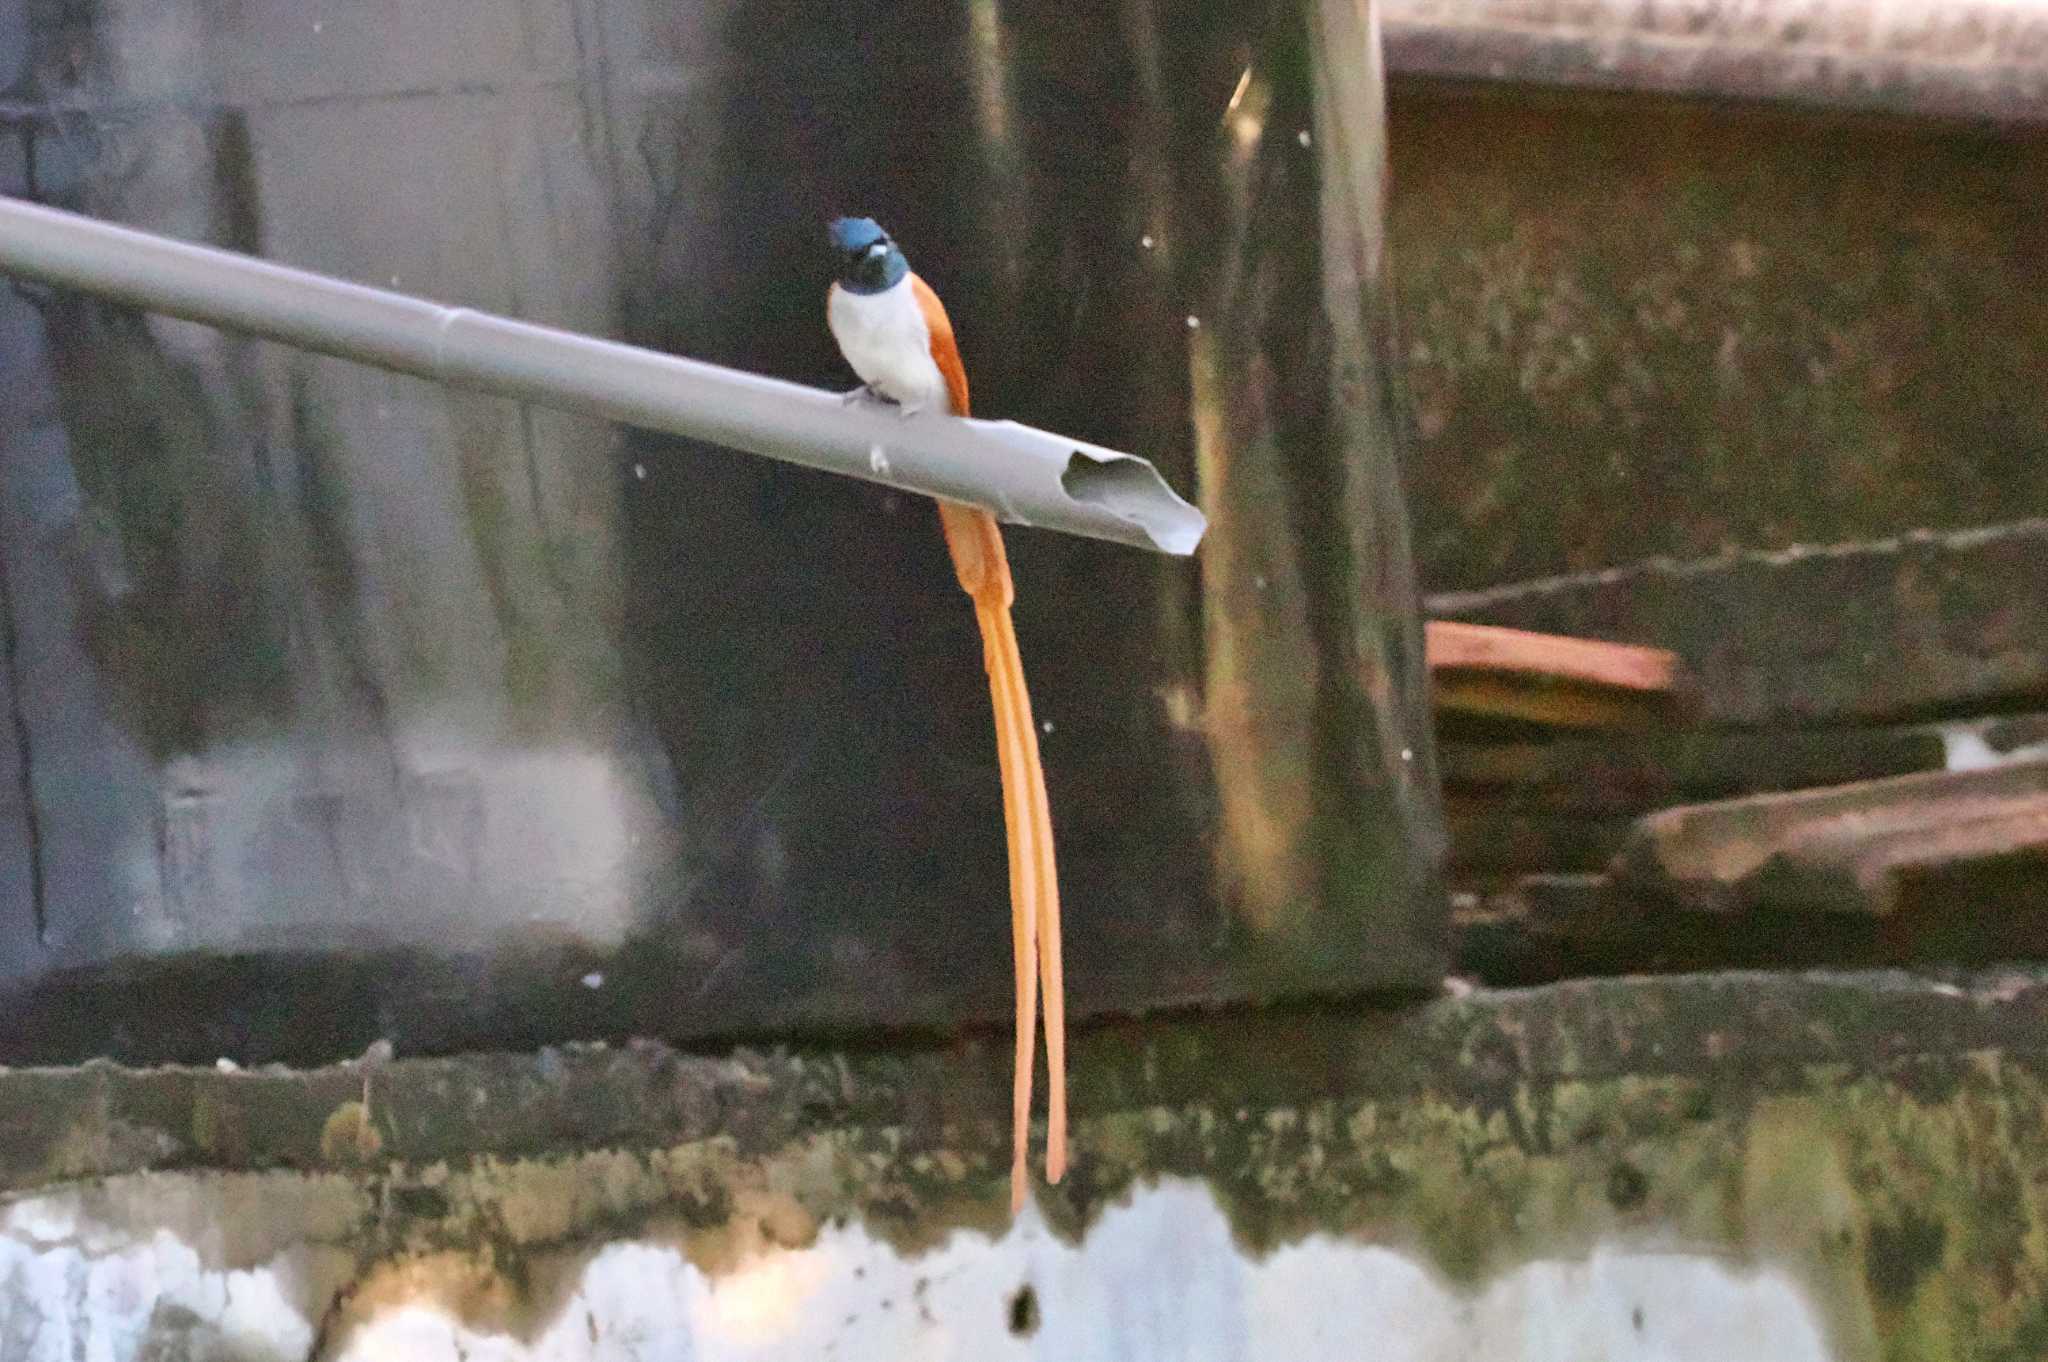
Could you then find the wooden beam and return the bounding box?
[1614,760,2048,916]
[1439,713,2048,814]
[1426,620,1683,692]
[1427,521,2048,727]
[1425,620,1694,728]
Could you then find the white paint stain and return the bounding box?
[0,1179,1836,1362]
[869,444,892,477]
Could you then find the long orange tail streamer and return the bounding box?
[911,273,1064,1213]
[936,501,1066,1214]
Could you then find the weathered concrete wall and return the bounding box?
[3,1180,1835,1360]
[1386,86,2048,593]
[4,969,2047,1359]
[1381,0,2048,122]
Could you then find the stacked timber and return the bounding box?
[1427,520,2048,983]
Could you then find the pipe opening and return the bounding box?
[1060,452,1206,556]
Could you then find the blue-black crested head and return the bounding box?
[828,215,908,294]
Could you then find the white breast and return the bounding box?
[828,276,950,413]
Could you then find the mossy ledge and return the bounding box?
[6,969,2048,1360]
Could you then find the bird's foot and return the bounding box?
[841,385,922,420]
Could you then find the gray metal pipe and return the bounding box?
[0,196,1205,556]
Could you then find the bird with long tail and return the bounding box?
[825,216,1064,1213]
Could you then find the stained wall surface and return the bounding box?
[0,0,1443,1062]
[1388,86,2048,593]
[4,971,2042,1361]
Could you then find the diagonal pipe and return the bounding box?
[0,196,1205,556]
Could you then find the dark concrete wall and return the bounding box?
[1387,84,2048,593]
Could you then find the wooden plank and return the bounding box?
[1427,520,2048,727]
[1426,620,1682,693]
[1425,622,1695,733]
[1453,873,1717,986]
[1613,760,2048,915]
[1425,619,1695,728]
[1437,716,2048,815]
[1450,872,1903,983]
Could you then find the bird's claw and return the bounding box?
[844,384,908,412]
[841,385,923,419]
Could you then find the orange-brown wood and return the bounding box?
[1425,620,1682,693]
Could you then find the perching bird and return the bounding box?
[825,216,1066,1213]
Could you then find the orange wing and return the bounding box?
[912,273,972,418]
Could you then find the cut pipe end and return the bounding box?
[1060,451,1207,556]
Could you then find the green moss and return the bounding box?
[13,975,2048,1360]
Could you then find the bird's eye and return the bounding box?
[866,242,888,258]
